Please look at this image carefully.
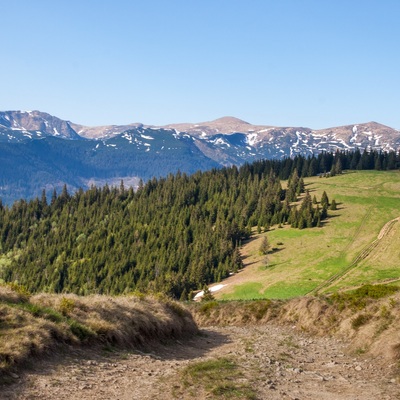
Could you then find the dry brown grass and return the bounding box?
[189,290,400,364]
[0,304,69,371]
[0,286,198,377]
[279,292,400,363]
[0,285,28,304]
[31,293,197,347]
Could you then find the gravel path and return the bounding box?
[2,324,399,400]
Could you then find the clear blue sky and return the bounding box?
[1,0,399,129]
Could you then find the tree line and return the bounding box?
[0,148,398,298]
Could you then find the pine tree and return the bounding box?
[232,247,244,272]
[334,158,342,175]
[308,157,318,177]
[297,177,305,195]
[320,191,329,208]
[201,285,215,302]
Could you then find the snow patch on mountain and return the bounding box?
[211,137,231,147]
[246,133,259,146]
[140,134,154,140]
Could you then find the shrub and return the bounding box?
[351,313,372,329]
[245,300,271,320]
[59,297,76,316]
[330,284,399,311]
[198,300,219,315]
[6,282,30,300]
[354,284,399,299]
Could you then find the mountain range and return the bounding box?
[1,110,399,204]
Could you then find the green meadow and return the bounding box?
[220,170,400,300]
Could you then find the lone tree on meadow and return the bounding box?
[259,236,270,266]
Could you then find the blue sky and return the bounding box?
[1,0,399,129]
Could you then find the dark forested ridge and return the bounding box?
[0,150,399,298]
[0,132,221,205]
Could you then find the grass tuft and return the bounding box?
[181,357,257,399]
[67,320,94,341]
[198,300,219,315]
[351,313,372,329]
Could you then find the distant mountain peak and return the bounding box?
[163,116,273,136]
[210,116,250,124]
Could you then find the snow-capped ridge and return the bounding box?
[0,110,399,164]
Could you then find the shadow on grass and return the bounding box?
[259,261,287,271]
[242,260,261,268]
[269,247,284,254]
[318,214,341,227]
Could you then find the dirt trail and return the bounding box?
[2,323,399,400]
[378,217,400,240]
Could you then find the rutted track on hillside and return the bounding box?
[310,216,400,295]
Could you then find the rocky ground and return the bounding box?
[2,323,399,400]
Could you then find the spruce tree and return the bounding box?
[201,285,215,302]
[321,191,329,208]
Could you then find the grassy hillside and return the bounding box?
[215,170,400,300]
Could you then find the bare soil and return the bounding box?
[2,323,399,400]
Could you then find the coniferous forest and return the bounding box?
[0,149,399,299]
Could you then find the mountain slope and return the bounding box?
[0,110,81,141]
[0,129,219,204]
